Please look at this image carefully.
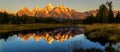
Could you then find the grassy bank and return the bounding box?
[78,24,120,43]
[0,23,70,33]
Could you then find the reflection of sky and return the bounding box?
[1,34,104,52]
[65,34,104,50]
[0,39,2,52]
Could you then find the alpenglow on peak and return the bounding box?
[44,3,54,11]
[16,3,88,19]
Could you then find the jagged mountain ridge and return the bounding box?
[0,3,118,20]
[17,3,88,19]
[84,9,118,17]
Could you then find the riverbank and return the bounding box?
[0,23,70,33]
[78,24,120,43]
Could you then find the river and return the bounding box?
[0,26,119,52]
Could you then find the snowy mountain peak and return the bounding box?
[44,3,53,11]
[22,6,29,11]
[16,4,94,19]
[33,6,40,12]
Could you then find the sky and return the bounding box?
[0,0,120,12]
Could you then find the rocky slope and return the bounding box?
[17,3,88,19]
[1,3,118,20]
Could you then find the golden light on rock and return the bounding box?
[46,36,54,44]
[18,32,74,44]
[33,35,41,42]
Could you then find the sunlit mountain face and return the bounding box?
[0,3,119,20]
[16,3,88,19]
[0,3,98,20]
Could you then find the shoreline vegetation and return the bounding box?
[0,23,71,33]
[80,24,120,43]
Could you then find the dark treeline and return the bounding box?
[0,13,59,24]
[0,1,120,24]
[83,1,120,24]
[0,12,83,24]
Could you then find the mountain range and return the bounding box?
[0,3,118,19]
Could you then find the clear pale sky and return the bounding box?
[0,0,120,12]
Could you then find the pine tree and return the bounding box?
[115,11,120,23]
[106,1,115,23]
[0,12,4,24]
[3,12,9,24]
[96,4,109,23]
[83,15,95,24]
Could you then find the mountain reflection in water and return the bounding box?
[0,26,84,42]
[0,26,119,52]
[18,33,73,44]
[1,34,105,52]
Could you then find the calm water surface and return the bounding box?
[0,26,119,52]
